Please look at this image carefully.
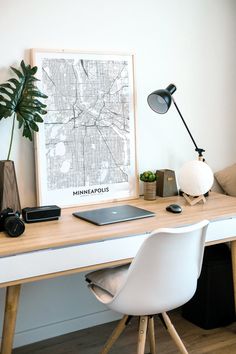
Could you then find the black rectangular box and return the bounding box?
[156,169,178,197]
[182,244,235,329]
[22,205,61,223]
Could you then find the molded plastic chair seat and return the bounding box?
[86,220,209,354]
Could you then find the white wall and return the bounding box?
[0,0,236,347]
[0,0,236,207]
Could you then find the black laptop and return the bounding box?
[73,205,155,226]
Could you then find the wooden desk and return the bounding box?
[1,193,236,354]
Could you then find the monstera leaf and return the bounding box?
[0,60,47,159]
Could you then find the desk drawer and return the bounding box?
[1,218,236,284]
[0,233,148,283]
[206,218,236,243]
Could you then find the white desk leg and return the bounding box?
[1,285,21,354]
[231,240,236,313]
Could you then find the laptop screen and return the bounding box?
[73,205,155,226]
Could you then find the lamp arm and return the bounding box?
[172,98,205,158]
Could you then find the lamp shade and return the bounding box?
[147,84,176,114]
[178,160,214,197]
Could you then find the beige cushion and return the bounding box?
[215,164,236,196]
[88,284,114,303]
[86,264,129,296]
[211,177,225,194]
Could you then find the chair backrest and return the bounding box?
[107,220,209,316]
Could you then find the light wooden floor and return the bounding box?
[13,310,236,354]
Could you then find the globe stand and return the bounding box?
[182,193,206,206]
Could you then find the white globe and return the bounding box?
[178,160,214,196]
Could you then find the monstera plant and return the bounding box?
[0,60,48,160]
[0,60,48,212]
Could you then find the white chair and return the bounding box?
[86,220,209,354]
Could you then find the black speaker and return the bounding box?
[22,205,61,223]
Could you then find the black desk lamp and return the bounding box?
[147,84,205,159]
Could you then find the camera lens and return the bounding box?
[4,216,25,237]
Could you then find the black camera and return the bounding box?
[0,208,25,237]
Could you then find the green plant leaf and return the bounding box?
[140,170,157,182]
[0,87,13,97]
[33,114,44,122]
[8,78,20,87]
[0,105,12,117]
[17,113,24,129]
[26,90,48,98]
[0,83,14,90]
[0,60,48,146]
[23,123,32,140]
[29,121,39,131]
[10,66,24,79]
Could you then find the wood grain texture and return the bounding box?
[183,193,206,206]
[143,181,157,201]
[162,312,188,353]
[0,193,236,258]
[100,315,129,354]
[148,316,156,354]
[0,160,21,212]
[1,285,21,354]
[137,316,148,354]
[231,240,236,312]
[12,310,236,354]
[3,192,235,354]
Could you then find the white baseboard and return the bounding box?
[13,310,121,348]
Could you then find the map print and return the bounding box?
[33,51,136,206]
[42,57,132,191]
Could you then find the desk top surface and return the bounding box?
[0,192,236,257]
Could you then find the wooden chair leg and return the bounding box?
[162,312,188,354]
[100,315,131,354]
[1,285,21,354]
[137,316,148,354]
[148,316,156,354]
[231,240,236,313]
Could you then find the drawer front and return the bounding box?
[206,218,236,243]
[0,233,148,283]
[1,217,236,284]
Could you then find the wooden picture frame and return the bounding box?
[31,49,138,207]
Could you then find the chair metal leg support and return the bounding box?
[148,316,156,354]
[100,315,132,354]
[137,316,148,354]
[162,312,188,354]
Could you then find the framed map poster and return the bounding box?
[31,49,138,207]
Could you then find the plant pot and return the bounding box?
[143,181,156,201]
[0,160,21,212]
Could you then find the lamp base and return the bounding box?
[182,193,206,206]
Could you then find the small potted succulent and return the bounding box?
[140,170,157,200]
